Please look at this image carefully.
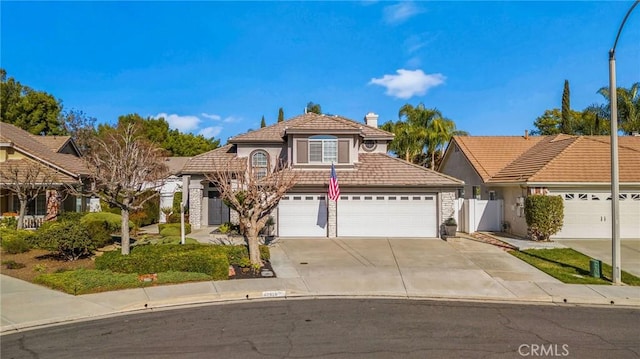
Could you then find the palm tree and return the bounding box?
[381,120,426,163]
[597,82,640,135]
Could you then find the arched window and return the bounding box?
[309,135,337,163]
[251,151,268,179]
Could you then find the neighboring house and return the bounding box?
[157,156,191,223]
[0,122,89,228]
[439,134,640,239]
[181,112,463,238]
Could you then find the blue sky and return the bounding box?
[2,1,639,142]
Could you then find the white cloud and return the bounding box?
[383,2,423,25]
[223,116,242,123]
[199,126,223,138]
[369,69,445,99]
[201,112,221,121]
[154,113,201,132]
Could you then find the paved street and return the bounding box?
[2,299,639,359]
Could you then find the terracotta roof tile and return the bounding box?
[291,153,463,187]
[452,135,544,181]
[0,122,88,177]
[457,134,640,184]
[229,113,394,143]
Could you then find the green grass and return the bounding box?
[509,248,640,286]
[34,269,213,295]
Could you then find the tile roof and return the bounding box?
[181,144,247,174]
[0,122,88,177]
[229,113,394,143]
[451,134,640,184]
[0,158,79,184]
[32,135,72,152]
[162,157,192,175]
[291,153,463,187]
[451,135,544,181]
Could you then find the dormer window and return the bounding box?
[251,150,268,179]
[309,135,337,163]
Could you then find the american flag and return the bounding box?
[328,163,340,201]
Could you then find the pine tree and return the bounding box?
[561,80,572,134]
[277,107,284,122]
[260,115,266,128]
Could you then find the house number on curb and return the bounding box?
[262,290,286,298]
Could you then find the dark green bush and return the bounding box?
[83,220,113,248]
[95,244,229,280]
[0,229,33,254]
[158,222,191,235]
[36,221,95,261]
[525,195,564,241]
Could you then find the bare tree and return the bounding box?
[83,123,168,255]
[206,160,298,267]
[0,161,68,229]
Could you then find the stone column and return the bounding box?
[328,199,337,238]
[188,179,204,229]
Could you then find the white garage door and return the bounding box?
[553,192,640,239]
[337,194,437,237]
[278,194,327,237]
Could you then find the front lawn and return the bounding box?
[509,248,640,286]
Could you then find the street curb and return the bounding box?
[3,291,638,335]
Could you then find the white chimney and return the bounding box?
[364,112,379,128]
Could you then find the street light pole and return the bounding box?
[609,0,638,285]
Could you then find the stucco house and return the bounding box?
[156,156,191,223]
[439,134,640,239]
[181,112,463,238]
[0,122,89,228]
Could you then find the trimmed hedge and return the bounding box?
[158,222,191,235]
[525,194,564,241]
[95,244,229,280]
[81,212,134,232]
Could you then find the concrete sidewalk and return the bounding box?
[2,234,639,334]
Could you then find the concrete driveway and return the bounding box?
[273,237,560,300]
[556,239,640,277]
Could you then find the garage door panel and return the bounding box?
[338,194,437,238]
[278,195,327,237]
[552,192,640,239]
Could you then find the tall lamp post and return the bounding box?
[609,0,638,285]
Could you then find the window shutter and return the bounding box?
[297,139,308,163]
[338,139,349,163]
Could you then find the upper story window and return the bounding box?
[309,135,337,163]
[251,150,268,179]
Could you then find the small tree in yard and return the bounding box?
[83,123,168,255]
[525,195,564,241]
[0,161,68,229]
[206,160,298,267]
